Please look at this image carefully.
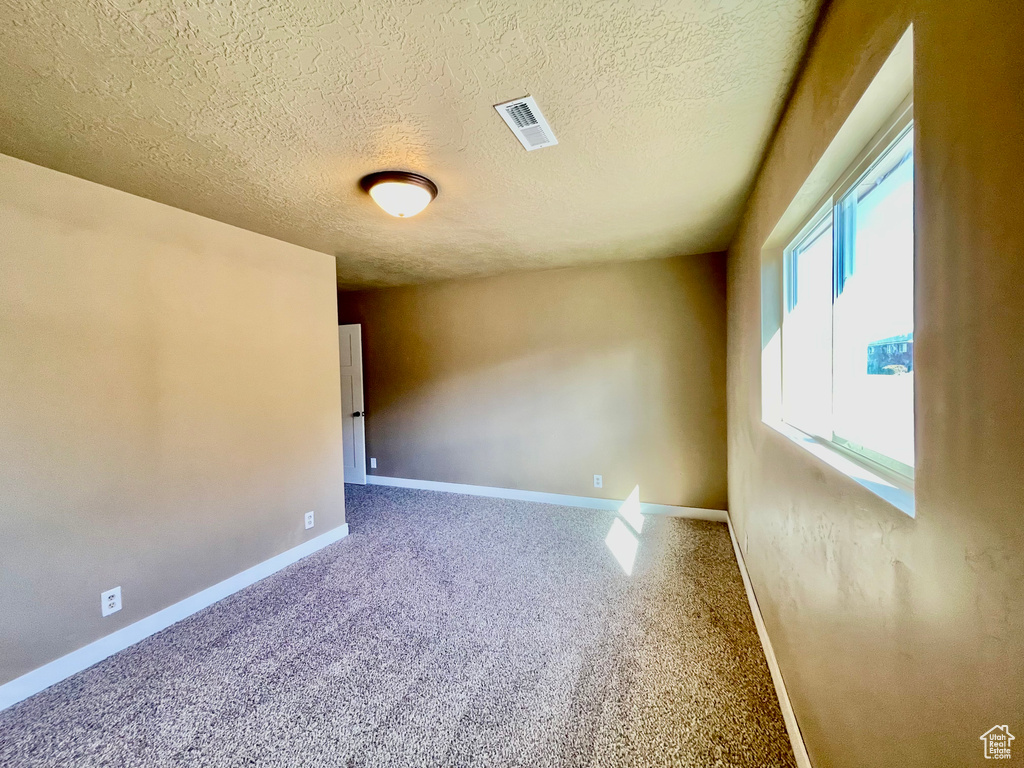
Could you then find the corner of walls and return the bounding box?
[0,153,348,690]
[338,255,729,510]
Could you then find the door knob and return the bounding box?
[352,411,365,417]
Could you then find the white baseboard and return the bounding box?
[726,518,812,768]
[0,523,350,712]
[366,475,728,522]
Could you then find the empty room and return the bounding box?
[1,0,1021,766]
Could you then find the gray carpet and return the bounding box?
[0,485,796,767]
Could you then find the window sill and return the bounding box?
[764,420,915,518]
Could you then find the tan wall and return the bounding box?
[727,1,1024,766]
[339,254,727,510]
[0,154,346,686]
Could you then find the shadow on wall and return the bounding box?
[338,255,728,508]
[372,346,644,491]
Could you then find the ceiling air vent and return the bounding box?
[494,96,558,151]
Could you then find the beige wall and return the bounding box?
[0,154,346,686]
[727,1,1024,766]
[339,254,727,509]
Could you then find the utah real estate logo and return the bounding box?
[980,725,1014,759]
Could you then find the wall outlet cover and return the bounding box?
[101,586,122,617]
[305,511,315,530]
[370,458,377,469]
[594,474,603,488]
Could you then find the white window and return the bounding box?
[781,108,914,480]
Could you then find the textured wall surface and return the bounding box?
[339,254,728,509]
[0,0,816,288]
[727,0,1024,766]
[0,153,347,685]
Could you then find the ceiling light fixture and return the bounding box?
[359,171,438,218]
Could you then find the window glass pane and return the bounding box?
[832,127,914,471]
[783,214,833,438]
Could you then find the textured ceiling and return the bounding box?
[0,0,818,288]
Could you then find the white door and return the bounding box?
[339,324,367,484]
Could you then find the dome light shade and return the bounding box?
[360,171,438,218]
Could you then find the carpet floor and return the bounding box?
[0,485,796,767]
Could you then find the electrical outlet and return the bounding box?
[101,586,121,617]
[593,474,603,489]
[305,511,315,530]
[370,458,377,469]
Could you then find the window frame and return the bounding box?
[780,98,915,487]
